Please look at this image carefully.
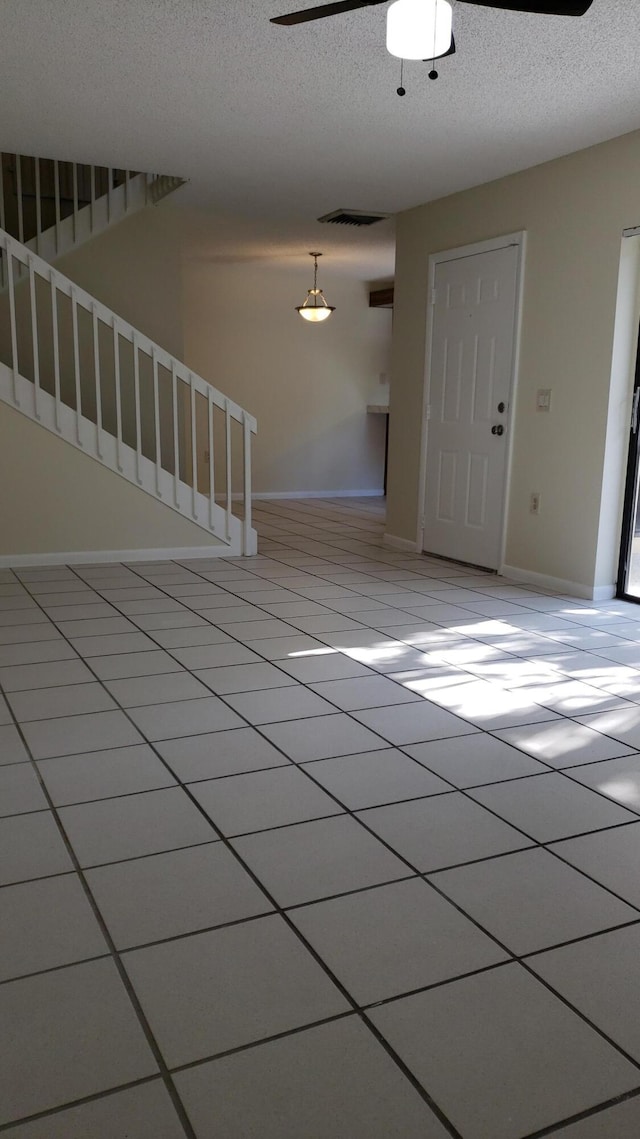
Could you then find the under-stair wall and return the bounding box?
[0,225,258,564]
[0,399,228,563]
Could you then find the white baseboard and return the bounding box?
[249,489,385,501]
[383,532,420,552]
[500,563,616,601]
[219,490,383,504]
[0,545,243,569]
[591,584,617,601]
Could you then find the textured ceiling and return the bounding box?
[0,0,639,278]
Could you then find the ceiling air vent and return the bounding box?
[317,209,390,227]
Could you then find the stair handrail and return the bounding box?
[0,225,257,555]
[0,227,256,427]
[0,155,182,262]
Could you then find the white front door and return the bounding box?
[422,242,521,570]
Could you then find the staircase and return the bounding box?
[0,219,258,559]
[0,153,184,279]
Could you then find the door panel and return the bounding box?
[436,451,457,521]
[423,244,520,570]
[467,452,488,527]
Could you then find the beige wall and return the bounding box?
[0,401,222,558]
[55,204,184,360]
[181,259,392,496]
[387,129,640,593]
[55,205,187,478]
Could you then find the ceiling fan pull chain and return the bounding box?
[397,58,406,96]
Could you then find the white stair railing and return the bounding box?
[0,227,257,556]
[0,154,185,284]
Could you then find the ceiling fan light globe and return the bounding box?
[386,0,452,60]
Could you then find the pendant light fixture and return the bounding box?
[386,0,453,60]
[296,252,335,323]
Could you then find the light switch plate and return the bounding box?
[536,388,552,411]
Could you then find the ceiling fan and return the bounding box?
[271,0,594,77]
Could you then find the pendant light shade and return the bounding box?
[296,252,335,323]
[298,304,334,322]
[386,0,453,60]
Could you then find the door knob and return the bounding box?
[491,424,504,436]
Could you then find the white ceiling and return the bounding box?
[1,0,639,278]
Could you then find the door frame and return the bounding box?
[415,231,527,570]
[611,229,640,601]
[616,318,640,600]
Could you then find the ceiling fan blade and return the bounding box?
[271,0,385,26]
[460,0,593,14]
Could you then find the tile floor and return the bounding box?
[4,497,640,1136]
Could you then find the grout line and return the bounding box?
[0,1075,169,1135]
[519,1085,640,1138]
[518,915,640,961]
[0,949,112,989]
[169,1009,358,1075]
[0,838,222,884]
